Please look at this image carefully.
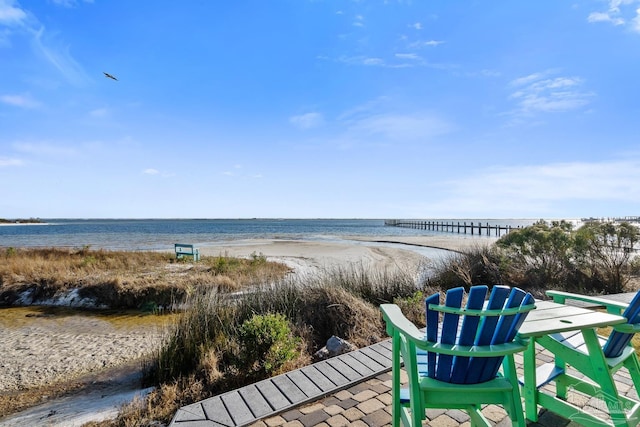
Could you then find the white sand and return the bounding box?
[197,235,496,275]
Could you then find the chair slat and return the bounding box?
[434,287,464,381]
[604,291,640,357]
[425,292,440,379]
[482,288,529,380]
[464,285,510,383]
[450,285,487,383]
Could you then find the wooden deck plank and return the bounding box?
[349,348,387,370]
[172,420,224,427]
[378,339,393,352]
[314,360,350,386]
[238,384,274,419]
[200,397,234,427]
[286,369,323,397]
[221,391,255,426]
[173,403,207,422]
[326,357,363,381]
[254,380,291,411]
[338,353,375,376]
[360,344,392,366]
[300,365,338,391]
[272,375,307,404]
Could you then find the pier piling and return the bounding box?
[384,220,517,237]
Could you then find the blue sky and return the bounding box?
[1,0,640,219]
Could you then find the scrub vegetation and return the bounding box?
[1,220,639,426]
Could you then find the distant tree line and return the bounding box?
[0,218,42,224]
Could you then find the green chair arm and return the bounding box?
[612,323,640,334]
[417,340,529,357]
[380,303,530,357]
[380,303,425,343]
[546,290,629,315]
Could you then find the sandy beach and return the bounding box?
[0,235,495,425]
[197,234,496,274]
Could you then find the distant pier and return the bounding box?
[384,220,519,237]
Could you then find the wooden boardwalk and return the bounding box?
[169,340,393,427]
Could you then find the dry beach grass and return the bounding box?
[2,230,638,426]
[0,237,449,423]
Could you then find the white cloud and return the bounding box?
[410,22,422,30]
[143,168,159,175]
[0,0,27,26]
[89,107,109,118]
[50,0,94,8]
[31,27,90,85]
[13,141,77,157]
[632,7,640,31]
[508,71,593,116]
[428,158,640,217]
[587,0,640,32]
[345,112,452,141]
[395,53,420,60]
[290,112,324,129]
[1,93,40,108]
[408,39,444,49]
[0,156,23,167]
[588,11,625,25]
[0,2,90,85]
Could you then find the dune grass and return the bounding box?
[0,247,290,309]
[90,263,429,427]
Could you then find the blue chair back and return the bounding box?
[602,291,640,358]
[425,285,535,384]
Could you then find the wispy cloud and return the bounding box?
[1,93,40,108]
[13,141,77,157]
[343,111,452,141]
[51,0,94,8]
[507,71,594,118]
[290,112,324,129]
[425,158,640,217]
[324,54,452,69]
[0,156,23,167]
[143,168,175,178]
[89,107,109,118]
[395,53,421,60]
[407,39,444,49]
[0,0,27,25]
[30,26,91,85]
[0,1,90,85]
[588,0,640,32]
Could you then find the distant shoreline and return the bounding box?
[0,218,44,225]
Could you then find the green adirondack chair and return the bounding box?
[381,285,536,427]
[539,290,640,427]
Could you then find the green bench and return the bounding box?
[174,243,200,261]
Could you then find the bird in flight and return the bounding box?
[103,72,118,81]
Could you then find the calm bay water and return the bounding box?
[0,218,548,251]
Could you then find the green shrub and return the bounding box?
[393,291,426,327]
[238,313,300,376]
[630,256,640,276]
